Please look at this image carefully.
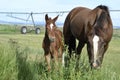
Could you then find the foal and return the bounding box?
[42,14,63,71]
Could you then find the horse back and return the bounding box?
[63,7,91,42]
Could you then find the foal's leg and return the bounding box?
[59,45,65,66]
[53,50,59,70]
[45,53,51,71]
[59,46,63,59]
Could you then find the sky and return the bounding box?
[0,0,120,26]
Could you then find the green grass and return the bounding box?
[0,24,20,34]
[0,25,120,80]
[0,24,45,34]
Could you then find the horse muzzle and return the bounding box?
[92,60,101,69]
[49,37,55,42]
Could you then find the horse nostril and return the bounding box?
[92,60,101,69]
[92,62,98,68]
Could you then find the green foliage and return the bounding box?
[0,40,18,80]
[0,24,20,34]
[0,28,120,80]
[0,24,45,34]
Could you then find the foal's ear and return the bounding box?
[45,14,48,21]
[53,15,59,22]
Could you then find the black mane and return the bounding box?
[94,5,110,31]
[97,5,109,14]
[94,11,107,29]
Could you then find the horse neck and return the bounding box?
[44,29,56,43]
[45,29,48,37]
[44,29,49,42]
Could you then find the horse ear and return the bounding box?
[53,15,59,22]
[45,14,48,21]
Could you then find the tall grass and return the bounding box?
[0,24,45,34]
[0,25,120,80]
[0,40,18,80]
[0,24,20,34]
[0,39,120,80]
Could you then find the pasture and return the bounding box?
[0,25,120,80]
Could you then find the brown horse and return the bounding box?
[42,14,63,71]
[63,5,113,68]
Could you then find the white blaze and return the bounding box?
[50,23,54,30]
[93,35,99,63]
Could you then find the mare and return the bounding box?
[63,5,113,68]
[42,14,63,71]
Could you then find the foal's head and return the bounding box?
[45,14,59,42]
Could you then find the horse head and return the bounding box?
[45,14,59,42]
[87,5,113,68]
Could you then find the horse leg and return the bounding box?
[68,35,76,57]
[59,45,63,61]
[45,53,51,71]
[59,44,65,67]
[53,50,59,70]
[76,42,85,68]
[59,45,63,59]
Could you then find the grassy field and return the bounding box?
[0,25,120,80]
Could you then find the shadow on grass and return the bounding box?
[16,51,34,80]
[8,39,38,80]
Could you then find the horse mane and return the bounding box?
[94,11,107,29]
[96,5,109,15]
[94,5,111,30]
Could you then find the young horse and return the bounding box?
[63,5,113,69]
[42,14,63,71]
